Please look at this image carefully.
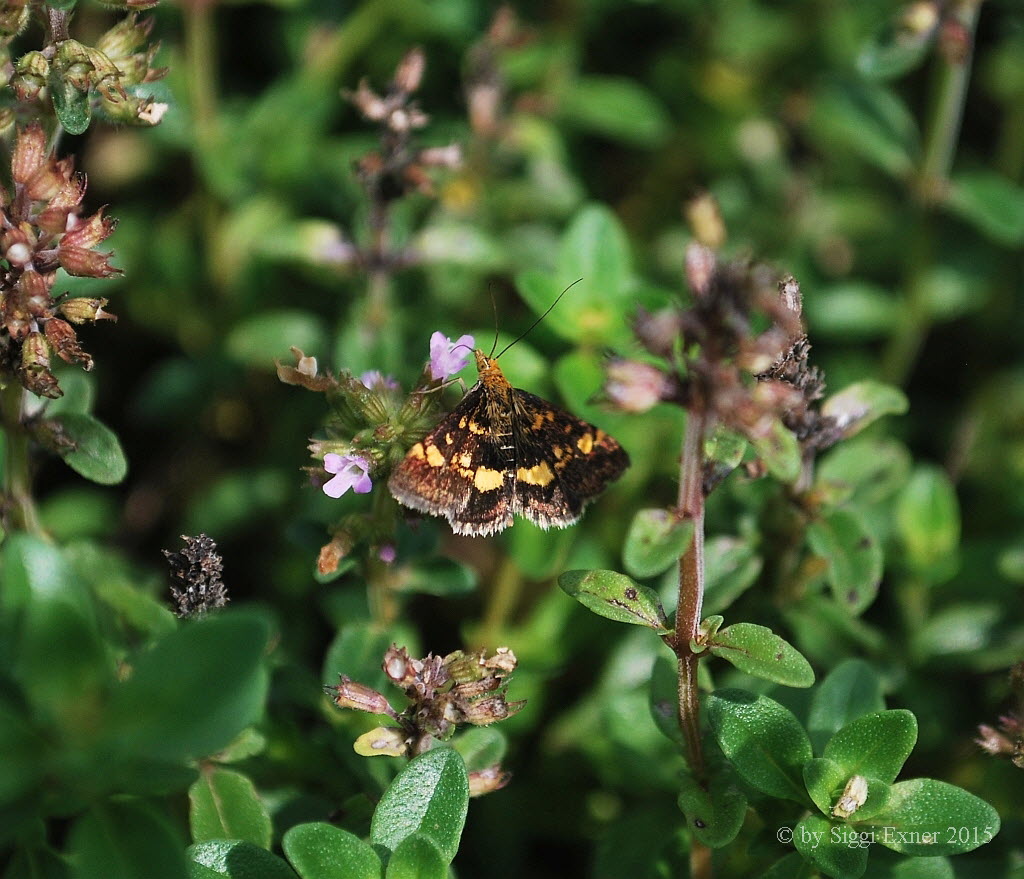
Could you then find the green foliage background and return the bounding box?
[4,0,1024,876]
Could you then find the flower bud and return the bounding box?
[460,695,524,726]
[58,297,116,324]
[685,242,717,297]
[0,1,28,39]
[327,675,397,717]
[419,144,462,169]
[468,765,512,797]
[383,645,418,688]
[11,121,48,184]
[684,192,726,250]
[11,52,48,103]
[95,14,154,61]
[20,332,61,398]
[62,209,117,250]
[394,47,426,94]
[45,318,92,369]
[633,307,682,358]
[604,358,671,413]
[58,245,121,278]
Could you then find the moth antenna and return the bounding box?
[488,285,500,358]
[495,278,582,360]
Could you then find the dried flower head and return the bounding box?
[0,125,119,397]
[328,644,524,776]
[163,534,229,617]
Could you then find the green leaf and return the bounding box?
[107,612,270,761]
[622,508,693,579]
[803,757,891,821]
[816,438,911,508]
[808,660,886,753]
[822,381,908,439]
[559,76,671,146]
[708,623,815,688]
[793,813,868,879]
[857,20,933,80]
[453,728,506,773]
[225,310,328,369]
[824,710,917,784]
[370,748,469,864]
[677,770,747,848]
[812,78,919,177]
[557,569,669,631]
[648,655,683,747]
[188,840,299,879]
[69,800,187,879]
[321,621,401,696]
[49,413,128,485]
[915,603,1000,658]
[706,689,812,803]
[807,510,883,615]
[944,171,1024,247]
[895,465,960,575]
[384,834,447,879]
[867,779,1000,855]
[748,418,801,484]
[703,537,763,615]
[282,823,380,879]
[50,75,91,136]
[189,767,272,848]
[518,204,633,345]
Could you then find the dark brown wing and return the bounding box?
[509,389,629,529]
[387,384,516,536]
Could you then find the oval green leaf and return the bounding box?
[706,689,812,803]
[385,833,447,879]
[803,757,890,821]
[677,770,747,849]
[50,413,128,485]
[107,612,270,761]
[50,75,91,136]
[189,767,272,848]
[807,509,883,615]
[282,822,380,879]
[188,840,299,879]
[808,659,885,753]
[822,381,908,439]
[867,779,1000,855]
[708,623,815,688]
[370,748,469,864]
[622,508,693,579]
[944,171,1024,247]
[823,710,917,784]
[557,569,669,631]
[793,813,869,879]
[559,76,671,147]
[895,465,960,575]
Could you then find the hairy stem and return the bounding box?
[675,410,707,779]
[881,2,980,384]
[0,384,43,536]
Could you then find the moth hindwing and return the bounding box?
[388,350,629,536]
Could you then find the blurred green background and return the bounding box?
[17,0,1024,875]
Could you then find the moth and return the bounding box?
[388,350,629,537]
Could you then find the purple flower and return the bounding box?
[360,370,400,391]
[323,453,373,498]
[378,544,397,564]
[429,331,475,381]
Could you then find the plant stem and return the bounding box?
[675,410,707,779]
[881,2,980,385]
[0,383,43,536]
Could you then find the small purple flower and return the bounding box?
[360,370,400,391]
[378,544,397,564]
[323,453,373,498]
[429,331,475,381]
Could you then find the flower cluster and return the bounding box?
[163,533,229,618]
[0,125,120,397]
[279,332,474,572]
[11,15,167,128]
[326,644,521,793]
[604,243,841,490]
[347,48,462,211]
